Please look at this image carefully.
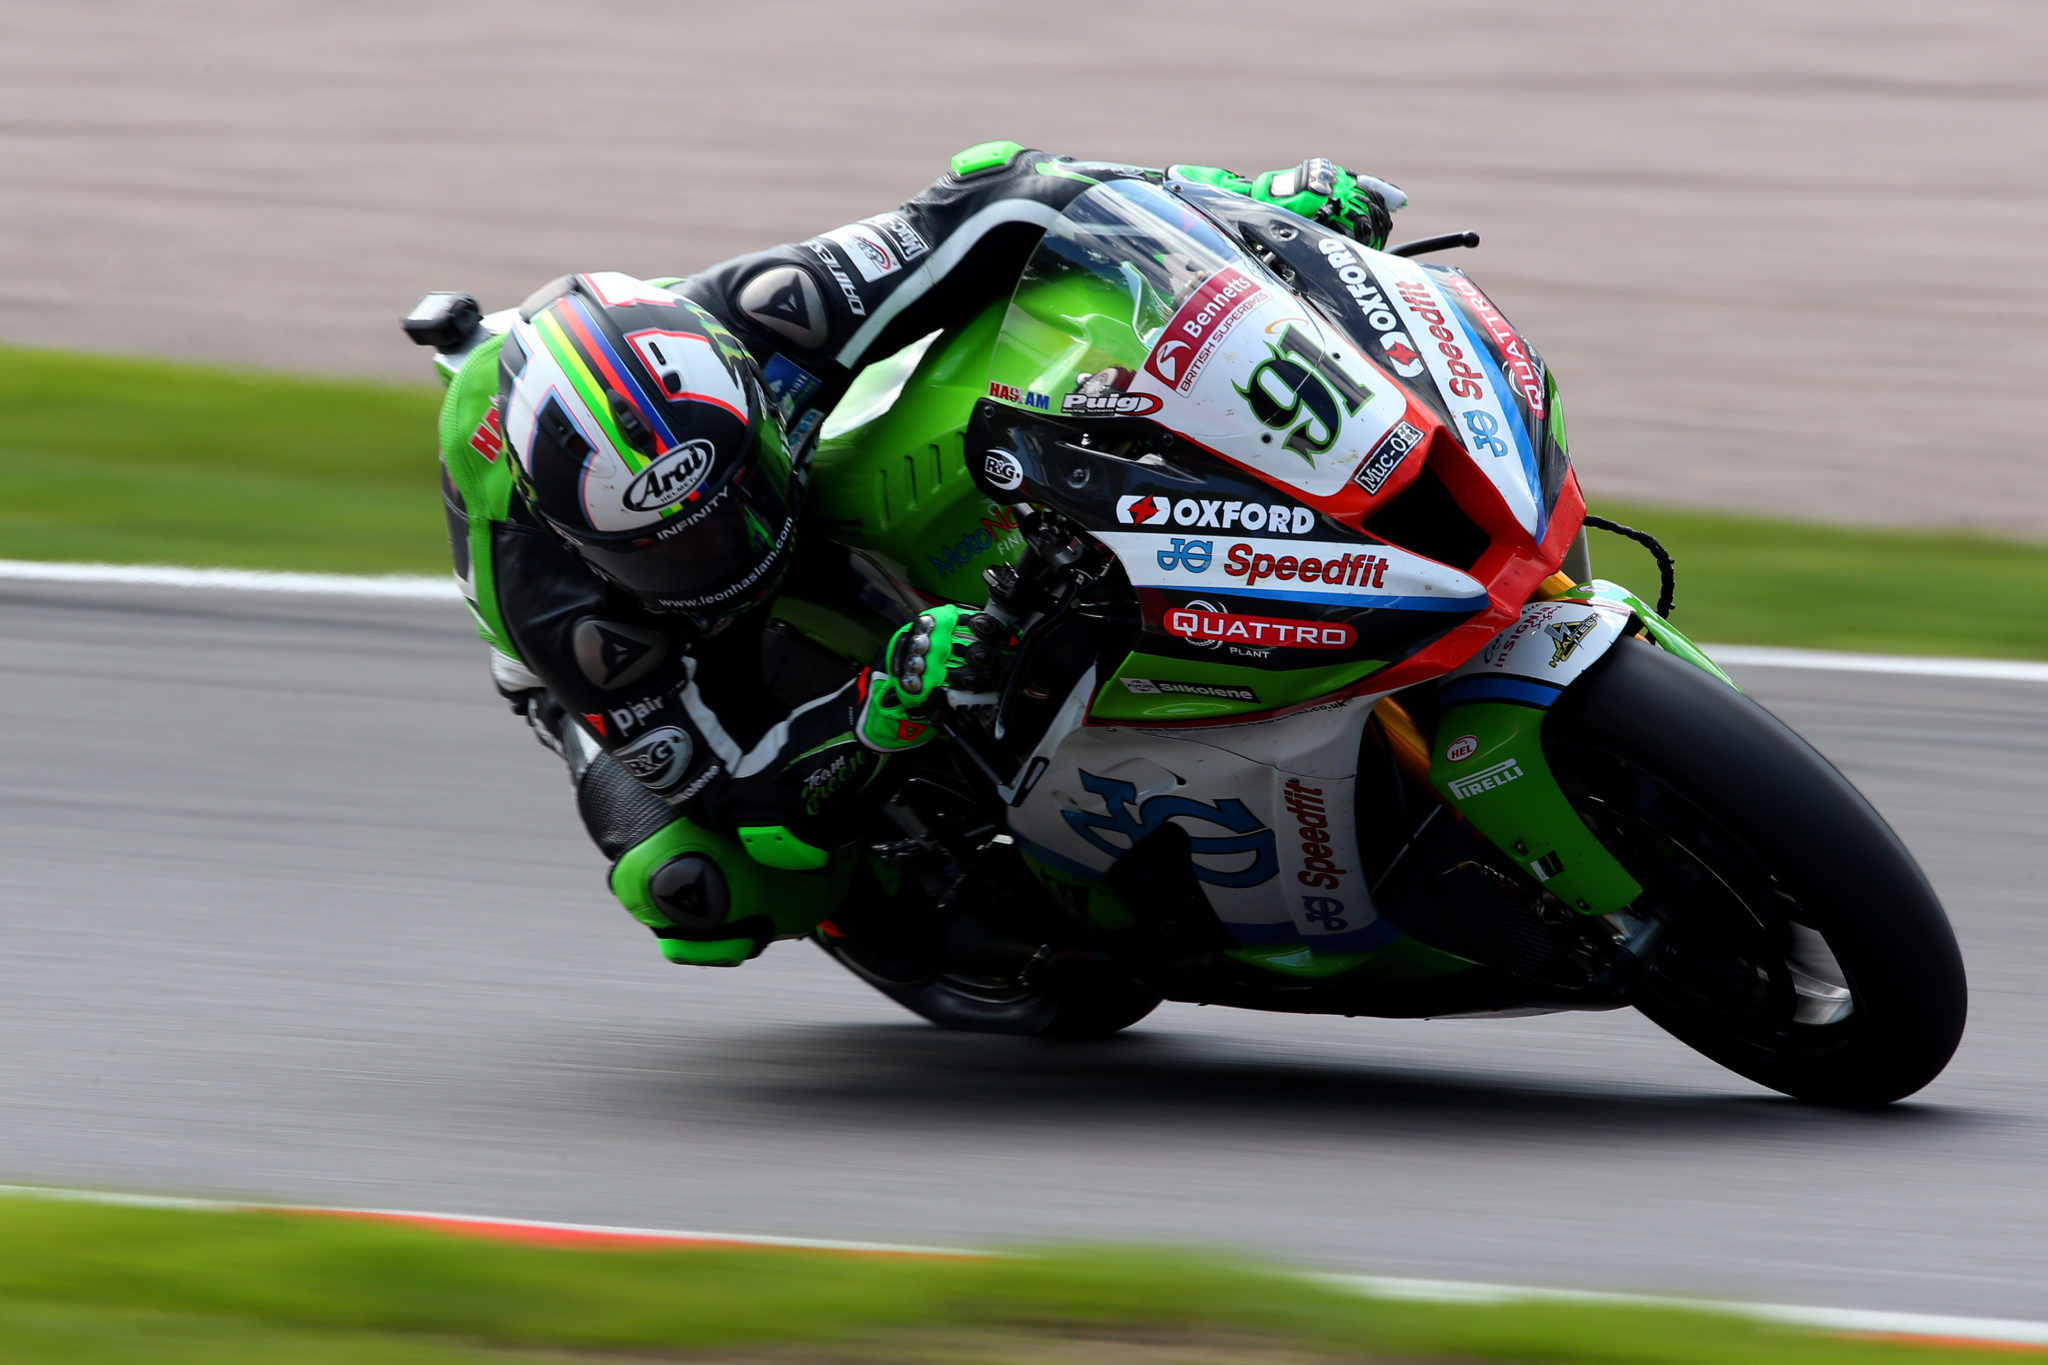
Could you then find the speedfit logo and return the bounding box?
[622,440,714,512]
[1448,758,1523,800]
[1117,494,1313,535]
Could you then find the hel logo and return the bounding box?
[1143,266,1262,394]
[1164,608,1355,650]
[1448,758,1524,800]
[468,406,505,462]
[616,726,694,792]
[1063,771,1278,888]
[1445,734,1479,763]
[1117,495,1168,526]
[1544,614,1599,667]
[622,439,715,513]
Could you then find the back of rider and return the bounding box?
[434,142,1401,967]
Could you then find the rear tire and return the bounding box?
[1546,639,1967,1105]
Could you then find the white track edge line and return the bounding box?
[0,559,457,598]
[5,560,2047,683]
[3,1184,2043,1347]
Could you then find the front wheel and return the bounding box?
[1545,640,1967,1105]
[821,931,1161,1041]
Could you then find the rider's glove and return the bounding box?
[856,604,1018,753]
[1251,159,1406,249]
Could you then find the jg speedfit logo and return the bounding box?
[1117,494,1314,535]
[1063,771,1277,888]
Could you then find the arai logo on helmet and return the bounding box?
[622,440,715,513]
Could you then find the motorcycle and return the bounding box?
[420,176,1967,1105]
[789,177,1964,1106]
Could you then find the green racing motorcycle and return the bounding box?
[783,177,1964,1106]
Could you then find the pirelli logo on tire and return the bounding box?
[1448,758,1524,800]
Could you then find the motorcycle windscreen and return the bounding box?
[986,179,1416,503]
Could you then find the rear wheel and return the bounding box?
[1545,639,1967,1105]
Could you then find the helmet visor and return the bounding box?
[568,416,803,616]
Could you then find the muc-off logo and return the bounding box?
[622,440,714,513]
[616,726,693,792]
[1353,420,1424,495]
[1448,758,1523,800]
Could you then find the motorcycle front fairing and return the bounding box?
[970,180,1732,970]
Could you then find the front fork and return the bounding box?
[1377,576,1735,922]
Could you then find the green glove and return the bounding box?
[1259,159,1408,248]
[857,605,1018,752]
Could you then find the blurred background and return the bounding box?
[6,0,2046,530]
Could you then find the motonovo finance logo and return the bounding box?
[1164,606,1355,650]
[1116,494,1314,535]
[622,440,715,513]
[1143,266,1262,394]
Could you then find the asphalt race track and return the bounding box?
[0,580,2043,1319]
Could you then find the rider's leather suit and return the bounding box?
[433,144,1395,966]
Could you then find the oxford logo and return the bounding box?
[622,440,714,513]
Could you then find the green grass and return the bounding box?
[0,344,444,574]
[5,344,2046,659]
[0,1196,2007,1363]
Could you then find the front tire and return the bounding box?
[821,926,1160,1041]
[1546,639,1967,1104]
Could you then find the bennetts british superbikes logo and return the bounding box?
[1143,266,1262,394]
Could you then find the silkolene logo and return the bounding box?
[1143,266,1262,394]
[1164,606,1355,650]
[1116,494,1314,535]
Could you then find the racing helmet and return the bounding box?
[499,272,803,620]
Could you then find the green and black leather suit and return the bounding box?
[434,143,1401,967]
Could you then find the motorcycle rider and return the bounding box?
[420,144,1405,969]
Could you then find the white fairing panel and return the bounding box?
[1439,594,1632,701]
[1006,696,1398,954]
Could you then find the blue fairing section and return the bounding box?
[1437,674,1565,710]
[1441,287,1546,542]
[1218,585,1489,612]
